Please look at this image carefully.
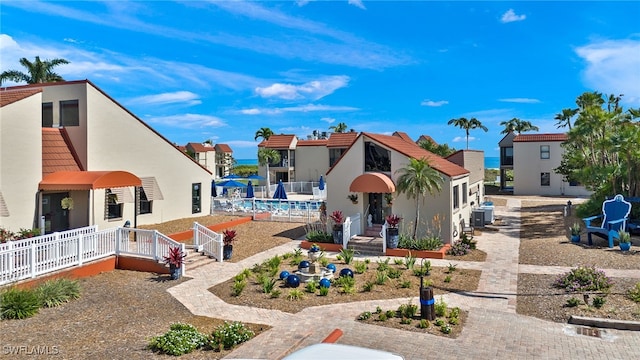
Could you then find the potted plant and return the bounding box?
[385,214,401,249]
[223,229,238,260]
[618,230,631,251]
[347,194,358,204]
[330,210,344,244]
[163,246,186,280]
[61,196,74,210]
[569,223,581,243]
[384,193,394,207]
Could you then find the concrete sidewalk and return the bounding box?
[168,198,640,359]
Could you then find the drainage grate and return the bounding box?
[576,327,601,338]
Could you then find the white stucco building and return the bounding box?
[0,80,213,233]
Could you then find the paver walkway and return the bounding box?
[168,198,640,359]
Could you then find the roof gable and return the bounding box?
[327,132,358,148]
[215,143,233,153]
[392,131,413,143]
[0,88,42,107]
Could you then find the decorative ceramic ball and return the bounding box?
[298,260,310,270]
[286,274,301,288]
[319,278,331,288]
[326,263,337,273]
[279,270,290,280]
[339,268,354,278]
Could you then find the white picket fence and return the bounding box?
[0,225,185,286]
[192,222,223,262]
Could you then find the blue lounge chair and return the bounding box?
[583,194,632,248]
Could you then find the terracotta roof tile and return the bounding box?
[0,88,42,107]
[513,133,568,142]
[215,144,233,153]
[297,139,328,147]
[363,132,469,177]
[187,142,214,152]
[42,128,83,177]
[417,135,438,145]
[258,134,296,149]
[392,131,413,143]
[327,132,358,148]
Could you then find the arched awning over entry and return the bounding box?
[349,173,396,193]
[39,171,142,191]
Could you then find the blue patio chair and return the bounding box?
[583,194,632,248]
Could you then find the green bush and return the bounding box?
[566,297,581,307]
[417,319,430,328]
[305,230,334,243]
[339,248,355,265]
[387,267,403,279]
[434,297,447,317]
[554,265,613,293]
[232,279,247,296]
[627,282,640,303]
[208,321,254,351]
[1,287,40,319]
[358,311,372,320]
[362,281,375,292]
[398,235,443,251]
[354,261,367,274]
[592,296,606,309]
[36,278,80,308]
[148,323,207,356]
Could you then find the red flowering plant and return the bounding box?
[223,229,238,246]
[385,214,401,229]
[329,210,344,230]
[163,246,187,268]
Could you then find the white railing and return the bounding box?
[0,226,183,286]
[0,225,98,251]
[381,221,388,253]
[193,222,223,262]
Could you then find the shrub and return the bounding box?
[400,280,412,288]
[399,301,418,318]
[440,323,452,334]
[148,323,207,356]
[448,317,459,325]
[375,306,383,314]
[592,296,606,309]
[393,258,404,265]
[448,307,460,320]
[339,248,355,265]
[400,317,412,325]
[375,271,388,285]
[305,281,318,293]
[434,297,447,317]
[287,289,304,300]
[399,235,442,251]
[262,278,276,294]
[447,263,457,272]
[417,319,430,329]
[447,240,471,256]
[404,252,417,269]
[554,265,613,293]
[387,267,403,279]
[305,230,333,243]
[232,279,246,296]
[354,261,367,274]
[270,290,281,298]
[434,318,445,326]
[565,297,581,307]
[36,278,80,308]
[376,258,390,272]
[209,321,254,351]
[1,288,40,320]
[460,233,477,250]
[627,282,640,303]
[363,281,375,292]
[377,312,388,321]
[358,311,372,320]
[318,287,329,296]
[385,309,396,319]
[444,275,452,283]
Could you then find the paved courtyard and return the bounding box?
[168,197,640,359]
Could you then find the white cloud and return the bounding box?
[146,113,226,129]
[129,91,201,106]
[576,38,640,106]
[498,98,540,104]
[255,76,349,100]
[321,117,336,124]
[239,104,359,115]
[501,9,526,23]
[348,0,366,10]
[421,99,449,107]
[452,136,476,143]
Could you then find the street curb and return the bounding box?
[569,315,640,331]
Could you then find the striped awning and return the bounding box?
[141,177,164,200]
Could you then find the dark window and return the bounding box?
[540,145,550,159]
[453,185,459,209]
[541,172,550,187]
[192,183,201,214]
[138,187,152,214]
[364,142,391,172]
[500,147,513,166]
[60,100,79,127]
[462,183,468,205]
[42,102,53,127]
[329,148,345,167]
[105,189,123,219]
[569,180,581,187]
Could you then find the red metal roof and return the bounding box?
[513,133,568,142]
[327,132,358,148]
[363,133,469,177]
[42,128,83,177]
[258,134,296,149]
[0,88,42,107]
[215,143,233,153]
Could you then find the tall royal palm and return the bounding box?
[257,148,280,197]
[329,122,348,133]
[447,117,488,149]
[1,56,69,85]
[254,127,274,142]
[554,108,578,130]
[395,157,443,239]
[500,118,539,134]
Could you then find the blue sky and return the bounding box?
[2,1,639,160]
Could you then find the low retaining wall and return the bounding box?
[300,241,343,252]
[386,244,450,259]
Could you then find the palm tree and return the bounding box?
[329,122,348,133]
[257,148,280,197]
[554,108,578,130]
[446,117,488,149]
[394,157,443,239]
[499,118,539,134]
[254,127,274,142]
[1,56,69,85]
